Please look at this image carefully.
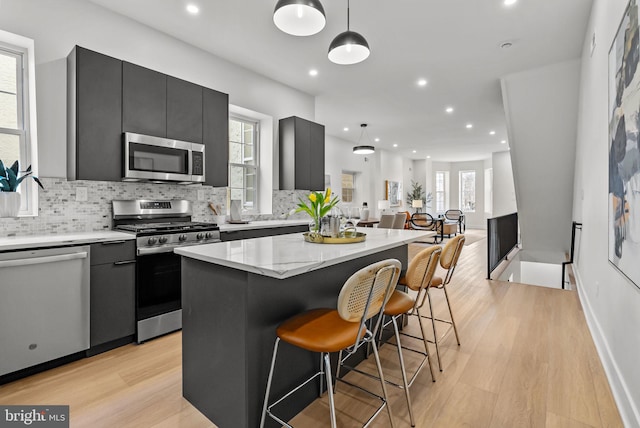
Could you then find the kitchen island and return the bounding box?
[175,227,435,428]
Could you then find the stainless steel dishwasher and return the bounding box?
[0,246,90,376]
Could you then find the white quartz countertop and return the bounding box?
[175,227,435,279]
[217,219,309,232]
[0,231,135,252]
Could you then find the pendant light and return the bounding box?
[273,0,326,36]
[328,0,370,65]
[353,124,375,154]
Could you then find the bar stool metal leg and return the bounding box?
[391,315,415,426]
[426,288,443,371]
[370,338,396,428]
[415,307,437,381]
[324,353,338,428]
[443,285,460,345]
[260,338,281,428]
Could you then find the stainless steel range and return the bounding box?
[112,199,220,343]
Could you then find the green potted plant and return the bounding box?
[406,180,432,212]
[0,160,44,217]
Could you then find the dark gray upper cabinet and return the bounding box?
[67,46,123,181]
[203,88,229,187]
[167,76,203,143]
[68,46,229,184]
[279,116,325,191]
[122,62,167,137]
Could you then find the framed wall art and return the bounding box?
[385,180,402,207]
[609,0,640,289]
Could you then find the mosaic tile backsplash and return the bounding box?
[0,178,311,237]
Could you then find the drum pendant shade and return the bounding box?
[273,0,326,36]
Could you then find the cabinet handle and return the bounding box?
[113,260,136,265]
[101,240,127,245]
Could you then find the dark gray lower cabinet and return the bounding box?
[89,241,136,354]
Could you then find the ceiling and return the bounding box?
[86,0,592,162]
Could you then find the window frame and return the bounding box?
[435,170,448,213]
[228,114,260,214]
[341,171,356,203]
[459,170,476,213]
[0,30,39,217]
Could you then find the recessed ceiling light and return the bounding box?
[309,69,318,76]
[343,127,349,132]
[445,107,454,113]
[374,138,380,142]
[417,79,427,87]
[501,140,507,144]
[504,0,517,5]
[412,150,417,153]
[466,123,473,129]
[427,155,431,159]
[489,130,496,135]
[186,4,199,14]
[393,143,398,147]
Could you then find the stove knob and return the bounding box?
[158,236,168,244]
[147,237,157,245]
[179,234,187,242]
[205,232,213,239]
[196,233,204,240]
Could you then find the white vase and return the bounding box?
[0,192,21,217]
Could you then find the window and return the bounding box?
[341,172,355,203]
[0,31,38,216]
[459,170,476,212]
[435,171,448,212]
[229,116,258,212]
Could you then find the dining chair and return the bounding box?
[260,259,401,428]
[392,212,407,229]
[377,214,396,229]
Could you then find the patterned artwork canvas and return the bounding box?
[609,0,640,289]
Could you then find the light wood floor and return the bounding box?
[0,230,622,427]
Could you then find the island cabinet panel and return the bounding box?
[181,245,407,428]
[203,88,229,187]
[167,76,203,143]
[122,62,167,138]
[88,241,136,354]
[279,116,325,191]
[68,46,123,181]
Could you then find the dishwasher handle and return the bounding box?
[0,251,88,269]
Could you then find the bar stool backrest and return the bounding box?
[440,234,465,284]
[404,246,442,292]
[338,259,401,323]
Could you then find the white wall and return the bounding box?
[573,0,640,425]
[502,59,581,259]
[492,151,517,216]
[0,0,314,181]
[429,160,487,228]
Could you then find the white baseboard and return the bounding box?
[574,268,640,427]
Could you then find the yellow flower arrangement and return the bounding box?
[294,188,340,233]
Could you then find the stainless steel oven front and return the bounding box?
[123,132,205,183]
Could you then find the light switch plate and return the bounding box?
[197,189,205,201]
[76,187,88,202]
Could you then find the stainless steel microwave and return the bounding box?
[123,132,205,183]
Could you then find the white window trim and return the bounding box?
[229,114,260,214]
[459,170,476,213]
[0,30,39,217]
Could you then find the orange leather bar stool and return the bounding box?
[381,245,441,426]
[260,259,401,428]
[426,234,465,371]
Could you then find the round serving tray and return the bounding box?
[303,232,367,244]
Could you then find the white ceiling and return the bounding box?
[86,0,592,162]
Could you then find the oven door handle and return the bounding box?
[114,260,137,265]
[137,246,176,256]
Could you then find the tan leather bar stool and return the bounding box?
[260,259,401,428]
[426,234,465,371]
[343,246,441,427]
